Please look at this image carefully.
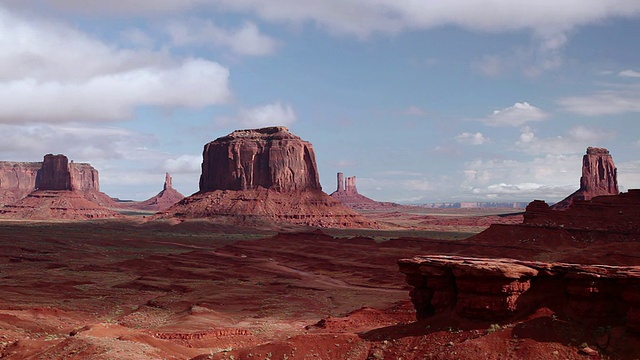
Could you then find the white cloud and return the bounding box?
[0,6,231,124]
[0,123,155,161]
[618,160,640,192]
[619,69,640,78]
[402,105,428,117]
[455,132,490,145]
[516,125,616,155]
[557,88,640,116]
[460,154,583,201]
[217,102,297,128]
[6,1,640,38]
[168,20,281,56]
[480,102,549,126]
[164,154,202,174]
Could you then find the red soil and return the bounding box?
[0,220,638,359]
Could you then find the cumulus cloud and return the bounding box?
[0,6,231,124]
[168,20,281,56]
[217,102,297,128]
[480,102,549,126]
[163,154,202,174]
[455,132,490,145]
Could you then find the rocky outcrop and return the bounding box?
[0,155,100,206]
[123,173,185,212]
[524,189,640,232]
[0,190,120,220]
[553,147,619,210]
[0,162,42,206]
[330,172,400,210]
[36,154,72,190]
[0,154,118,219]
[399,185,640,328]
[399,255,640,330]
[160,127,377,228]
[199,126,321,193]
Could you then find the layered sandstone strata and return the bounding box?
[0,154,119,219]
[0,154,100,206]
[199,126,321,192]
[553,147,619,210]
[160,127,377,228]
[399,255,640,330]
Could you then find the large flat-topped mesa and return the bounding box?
[199,126,321,193]
[0,154,119,220]
[160,127,377,228]
[0,155,101,206]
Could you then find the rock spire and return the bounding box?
[553,147,619,210]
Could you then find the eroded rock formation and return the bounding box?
[0,154,118,219]
[199,126,321,193]
[0,162,42,206]
[399,255,640,330]
[0,155,100,206]
[553,147,619,210]
[124,173,185,212]
[400,187,640,329]
[160,127,377,228]
[330,172,399,210]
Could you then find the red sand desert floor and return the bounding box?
[1,219,639,359]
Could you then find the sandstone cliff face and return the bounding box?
[199,126,321,193]
[0,155,100,206]
[161,127,377,228]
[0,154,117,219]
[36,154,73,190]
[553,147,619,210]
[399,255,640,331]
[0,162,41,206]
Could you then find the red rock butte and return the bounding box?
[0,154,119,220]
[160,127,377,228]
[330,172,378,208]
[199,126,321,193]
[399,188,640,329]
[552,146,619,210]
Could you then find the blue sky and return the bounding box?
[1,1,640,203]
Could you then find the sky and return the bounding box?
[1,1,640,204]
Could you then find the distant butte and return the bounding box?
[159,126,377,228]
[0,154,119,220]
[329,172,405,210]
[552,146,619,210]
